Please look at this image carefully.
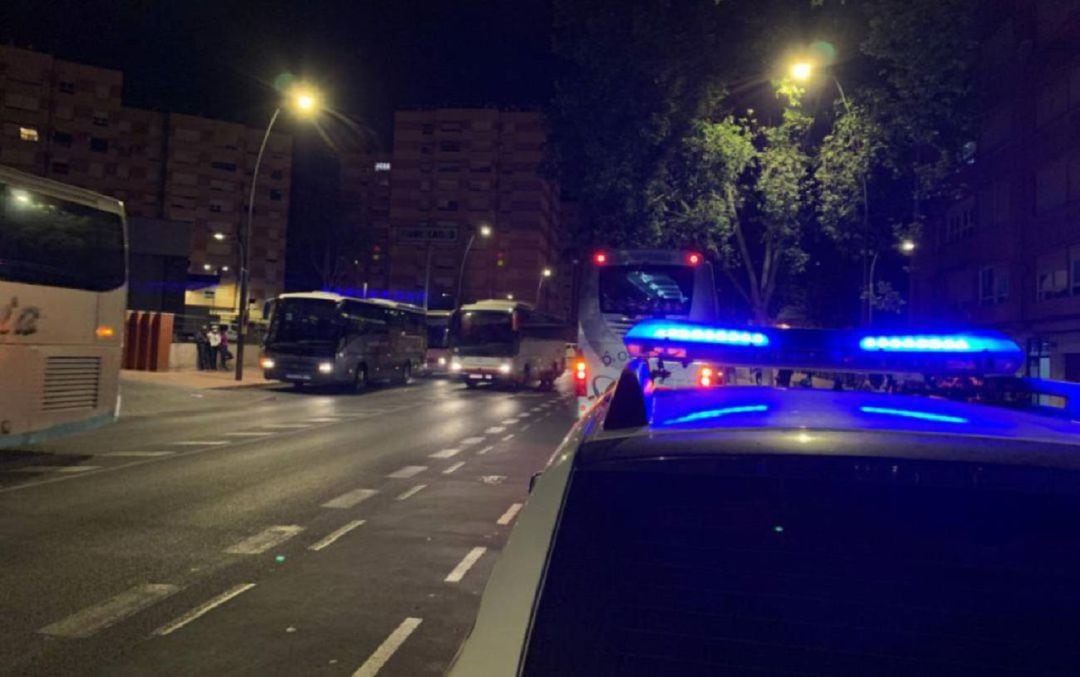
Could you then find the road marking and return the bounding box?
[322,488,378,509]
[261,424,311,429]
[224,431,275,437]
[225,525,304,555]
[309,520,366,552]
[351,617,423,677]
[484,426,505,434]
[40,583,180,638]
[518,412,531,418]
[429,448,461,459]
[445,547,487,583]
[388,465,427,479]
[501,419,518,425]
[502,434,515,442]
[14,465,99,473]
[152,583,255,636]
[520,423,532,431]
[307,417,343,422]
[497,503,524,525]
[480,475,506,485]
[396,484,427,501]
[443,461,466,475]
[172,440,229,446]
[459,436,485,446]
[476,445,494,456]
[99,451,174,458]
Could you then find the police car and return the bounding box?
[450,320,1080,676]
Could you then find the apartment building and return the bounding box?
[911,0,1080,382]
[387,109,565,313]
[0,45,291,319]
[339,150,392,295]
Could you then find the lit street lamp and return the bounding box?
[867,238,917,326]
[536,267,553,305]
[235,85,321,381]
[454,224,492,309]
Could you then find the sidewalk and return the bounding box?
[121,368,274,390]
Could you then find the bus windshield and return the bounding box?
[599,265,694,317]
[0,182,126,291]
[266,298,343,344]
[451,310,515,356]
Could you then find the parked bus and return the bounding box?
[449,300,569,389]
[423,309,452,376]
[260,292,426,389]
[575,249,719,415]
[0,165,127,448]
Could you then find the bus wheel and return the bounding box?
[400,362,413,385]
[354,365,368,392]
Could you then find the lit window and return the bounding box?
[19,127,39,142]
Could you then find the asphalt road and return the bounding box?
[0,376,575,676]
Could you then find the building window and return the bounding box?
[58,81,75,94]
[5,93,40,111]
[421,123,434,135]
[436,199,459,212]
[210,204,222,213]
[439,141,462,152]
[211,161,237,172]
[437,163,460,173]
[269,189,283,201]
[51,161,70,175]
[1037,253,1070,301]
[18,126,39,142]
[978,266,1009,306]
[270,169,283,180]
[90,137,108,153]
[945,199,976,243]
[92,113,109,127]
[1072,246,1080,296]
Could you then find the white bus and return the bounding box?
[575,249,719,414]
[0,165,127,448]
[448,300,569,390]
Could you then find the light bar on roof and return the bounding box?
[859,334,1018,353]
[626,320,769,347]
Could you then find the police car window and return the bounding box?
[599,265,694,316]
[524,456,1080,675]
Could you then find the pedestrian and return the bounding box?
[219,324,232,371]
[207,325,221,370]
[195,325,210,370]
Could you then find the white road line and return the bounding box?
[14,465,99,473]
[260,424,311,429]
[99,451,174,458]
[519,412,531,418]
[395,484,427,501]
[443,461,466,475]
[445,547,487,583]
[502,434,515,442]
[224,431,275,437]
[458,436,485,446]
[501,419,519,425]
[152,583,255,636]
[225,525,304,555]
[172,440,229,446]
[40,583,180,638]
[322,488,378,509]
[387,465,427,479]
[308,520,366,552]
[429,448,461,459]
[484,426,505,434]
[475,445,494,456]
[306,417,343,422]
[520,423,532,431]
[351,617,423,677]
[497,503,524,525]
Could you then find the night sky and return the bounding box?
[0,0,556,147]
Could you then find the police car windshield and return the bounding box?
[599,265,694,316]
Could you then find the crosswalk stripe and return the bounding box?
[225,525,304,555]
[40,584,180,638]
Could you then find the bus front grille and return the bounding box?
[42,357,101,411]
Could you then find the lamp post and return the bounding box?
[867,239,917,325]
[536,267,553,306]
[454,224,492,309]
[235,85,320,381]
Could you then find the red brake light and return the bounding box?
[574,360,587,380]
[687,252,702,266]
[698,365,721,388]
[593,252,607,265]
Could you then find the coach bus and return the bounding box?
[260,292,426,389]
[0,165,127,448]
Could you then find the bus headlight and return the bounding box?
[260,358,275,369]
[450,360,462,372]
[318,362,334,374]
[438,356,447,366]
[499,362,512,374]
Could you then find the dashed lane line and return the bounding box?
[518,412,531,418]
[502,434,516,442]
[429,448,462,459]
[98,451,174,458]
[224,431,275,437]
[152,583,256,636]
[501,419,519,425]
[321,488,378,509]
[445,547,487,583]
[476,445,494,456]
[458,436,486,446]
[395,484,427,501]
[309,520,366,552]
[13,465,99,473]
[260,424,312,429]
[497,503,524,525]
[224,525,304,555]
[484,426,505,434]
[40,583,180,638]
[351,617,423,677]
[172,441,230,446]
[443,461,466,475]
[387,465,427,479]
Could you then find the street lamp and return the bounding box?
[536,267,553,305]
[454,224,492,309]
[867,238,918,325]
[789,61,814,83]
[235,84,321,381]
[900,239,917,254]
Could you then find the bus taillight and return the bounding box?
[698,365,722,388]
[687,252,702,266]
[593,252,607,265]
[574,360,588,396]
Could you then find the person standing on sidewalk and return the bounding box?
[207,325,221,370]
[195,325,210,370]
[218,324,232,371]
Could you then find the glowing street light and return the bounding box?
[789,61,814,82]
[479,224,493,237]
[213,232,226,241]
[536,267,554,305]
[455,224,494,309]
[900,239,917,254]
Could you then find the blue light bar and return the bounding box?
[663,404,769,425]
[859,334,1019,353]
[859,406,969,424]
[625,320,769,346]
